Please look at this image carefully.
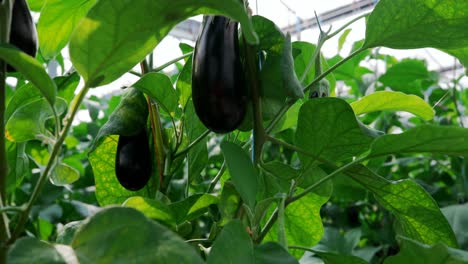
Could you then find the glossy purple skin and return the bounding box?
[8,0,38,72]
[115,129,152,191]
[192,16,247,133]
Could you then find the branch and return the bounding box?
[8,84,91,244]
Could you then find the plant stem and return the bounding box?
[141,61,166,190]
[152,52,192,72]
[0,205,24,213]
[207,161,226,193]
[304,47,366,93]
[326,12,369,40]
[244,40,265,164]
[174,130,210,159]
[0,1,12,260]
[8,84,91,245]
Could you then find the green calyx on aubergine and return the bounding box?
[191,15,248,133]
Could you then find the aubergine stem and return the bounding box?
[9,84,91,245]
[140,61,166,191]
[243,36,265,165]
[0,0,13,257]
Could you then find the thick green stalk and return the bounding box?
[244,41,264,164]
[8,84,90,244]
[0,0,12,261]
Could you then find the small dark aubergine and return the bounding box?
[8,0,38,72]
[192,16,247,133]
[115,129,152,191]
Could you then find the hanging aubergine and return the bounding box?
[191,16,247,133]
[115,129,152,191]
[8,0,38,72]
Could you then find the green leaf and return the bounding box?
[219,182,241,225]
[6,142,29,192]
[363,0,468,50]
[6,98,67,142]
[351,91,434,120]
[385,236,468,264]
[444,47,468,70]
[56,221,83,245]
[26,0,45,11]
[123,196,175,227]
[368,125,468,158]
[265,191,330,259]
[50,163,80,186]
[347,165,458,247]
[184,100,208,183]
[255,242,299,264]
[71,207,204,263]
[207,220,255,264]
[314,227,361,255]
[132,73,179,116]
[295,98,373,162]
[69,0,257,87]
[254,16,303,102]
[37,0,98,58]
[378,59,433,95]
[175,55,193,109]
[338,28,352,53]
[8,237,67,264]
[0,44,57,105]
[169,194,218,224]
[442,203,468,249]
[5,82,42,122]
[221,142,258,209]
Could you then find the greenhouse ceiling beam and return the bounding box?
[281,0,377,33]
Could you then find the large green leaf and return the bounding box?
[378,59,435,96]
[347,165,458,247]
[132,73,179,116]
[313,251,368,264]
[385,236,468,264]
[5,98,67,142]
[295,98,373,162]
[351,91,434,120]
[71,207,204,263]
[37,0,97,58]
[69,0,257,87]
[221,142,258,209]
[364,0,468,50]
[8,237,67,264]
[368,125,468,158]
[0,44,56,106]
[208,220,255,264]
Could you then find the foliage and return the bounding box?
[1,0,468,263]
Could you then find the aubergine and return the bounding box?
[7,0,38,72]
[191,16,247,133]
[115,129,152,191]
